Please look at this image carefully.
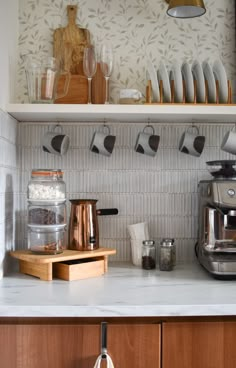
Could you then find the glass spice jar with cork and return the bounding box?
[142,240,156,270]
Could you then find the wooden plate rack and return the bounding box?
[146,79,233,105]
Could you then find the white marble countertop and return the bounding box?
[1,262,236,318]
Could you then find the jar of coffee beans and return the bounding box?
[142,240,156,270]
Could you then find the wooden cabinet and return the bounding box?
[162,321,236,368]
[0,321,161,368]
[3,318,236,368]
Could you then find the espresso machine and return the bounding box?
[196,160,236,278]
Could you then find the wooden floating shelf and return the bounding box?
[10,247,116,281]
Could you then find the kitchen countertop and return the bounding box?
[1,262,236,318]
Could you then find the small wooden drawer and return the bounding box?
[53,257,105,281]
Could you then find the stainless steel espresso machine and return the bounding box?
[195,160,236,278]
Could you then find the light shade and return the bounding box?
[166,0,206,18]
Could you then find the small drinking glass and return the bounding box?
[100,44,113,104]
[83,46,97,104]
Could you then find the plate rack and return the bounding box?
[146,79,233,105]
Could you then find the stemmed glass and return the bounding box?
[83,46,97,104]
[100,44,113,104]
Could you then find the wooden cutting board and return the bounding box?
[53,5,105,104]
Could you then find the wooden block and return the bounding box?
[53,257,105,281]
[55,63,106,104]
[19,260,53,281]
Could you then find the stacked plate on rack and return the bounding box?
[146,59,230,104]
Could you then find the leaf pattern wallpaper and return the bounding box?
[17,0,236,103]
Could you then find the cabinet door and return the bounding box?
[0,322,161,368]
[107,324,161,368]
[0,323,100,368]
[163,321,236,368]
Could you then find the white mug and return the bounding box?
[90,125,116,157]
[179,126,205,157]
[221,126,236,155]
[135,125,160,157]
[42,124,70,156]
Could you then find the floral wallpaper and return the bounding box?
[17,0,236,103]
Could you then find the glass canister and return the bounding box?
[159,238,176,271]
[27,169,66,201]
[28,226,66,255]
[142,240,156,270]
[28,201,66,226]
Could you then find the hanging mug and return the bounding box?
[179,125,205,157]
[135,125,160,157]
[90,125,116,157]
[42,124,70,155]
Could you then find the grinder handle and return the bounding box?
[97,208,118,216]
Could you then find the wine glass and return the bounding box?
[83,46,97,104]
[100,44,113,104]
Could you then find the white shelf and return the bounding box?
[6,103,236,123]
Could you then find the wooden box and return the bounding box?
[53,257,105,281]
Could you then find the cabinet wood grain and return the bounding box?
[0,322,161,368]
[162,321,236,368]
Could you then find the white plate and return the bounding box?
[169,61,183,103]
[157,61,171,103]
[191,60,206,103]
[212,59,228,103]
[202,61,216,103]
[181,62,194,103]
[146,59,160,102]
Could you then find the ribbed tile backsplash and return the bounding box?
[16,122,236,263]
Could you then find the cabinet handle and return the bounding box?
[93,322,115,368]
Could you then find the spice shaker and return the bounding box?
[142,240,156,270]
[159,238,176,271]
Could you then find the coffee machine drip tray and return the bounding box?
[196,243,236,279]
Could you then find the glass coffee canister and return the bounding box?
[27,169,67,255]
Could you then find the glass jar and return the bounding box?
[28,226,66,255]
[28,201,66,226]
[27,169,66,201]
[142,240,156,270]
[159,238,175,271]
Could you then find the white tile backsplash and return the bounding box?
[15,121,236,264]
[0,109,18,278]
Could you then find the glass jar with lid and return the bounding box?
[142,240,156,270]
[28,201,66,226]
[159,238,176,271]
[27,169,66,201]
[28,226,66,255]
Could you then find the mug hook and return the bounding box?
[143,124,155,135]
[102,121,110,135]
[51,123,63,133]
[187,124,199,135]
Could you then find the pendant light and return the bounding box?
[166,0,206,19]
